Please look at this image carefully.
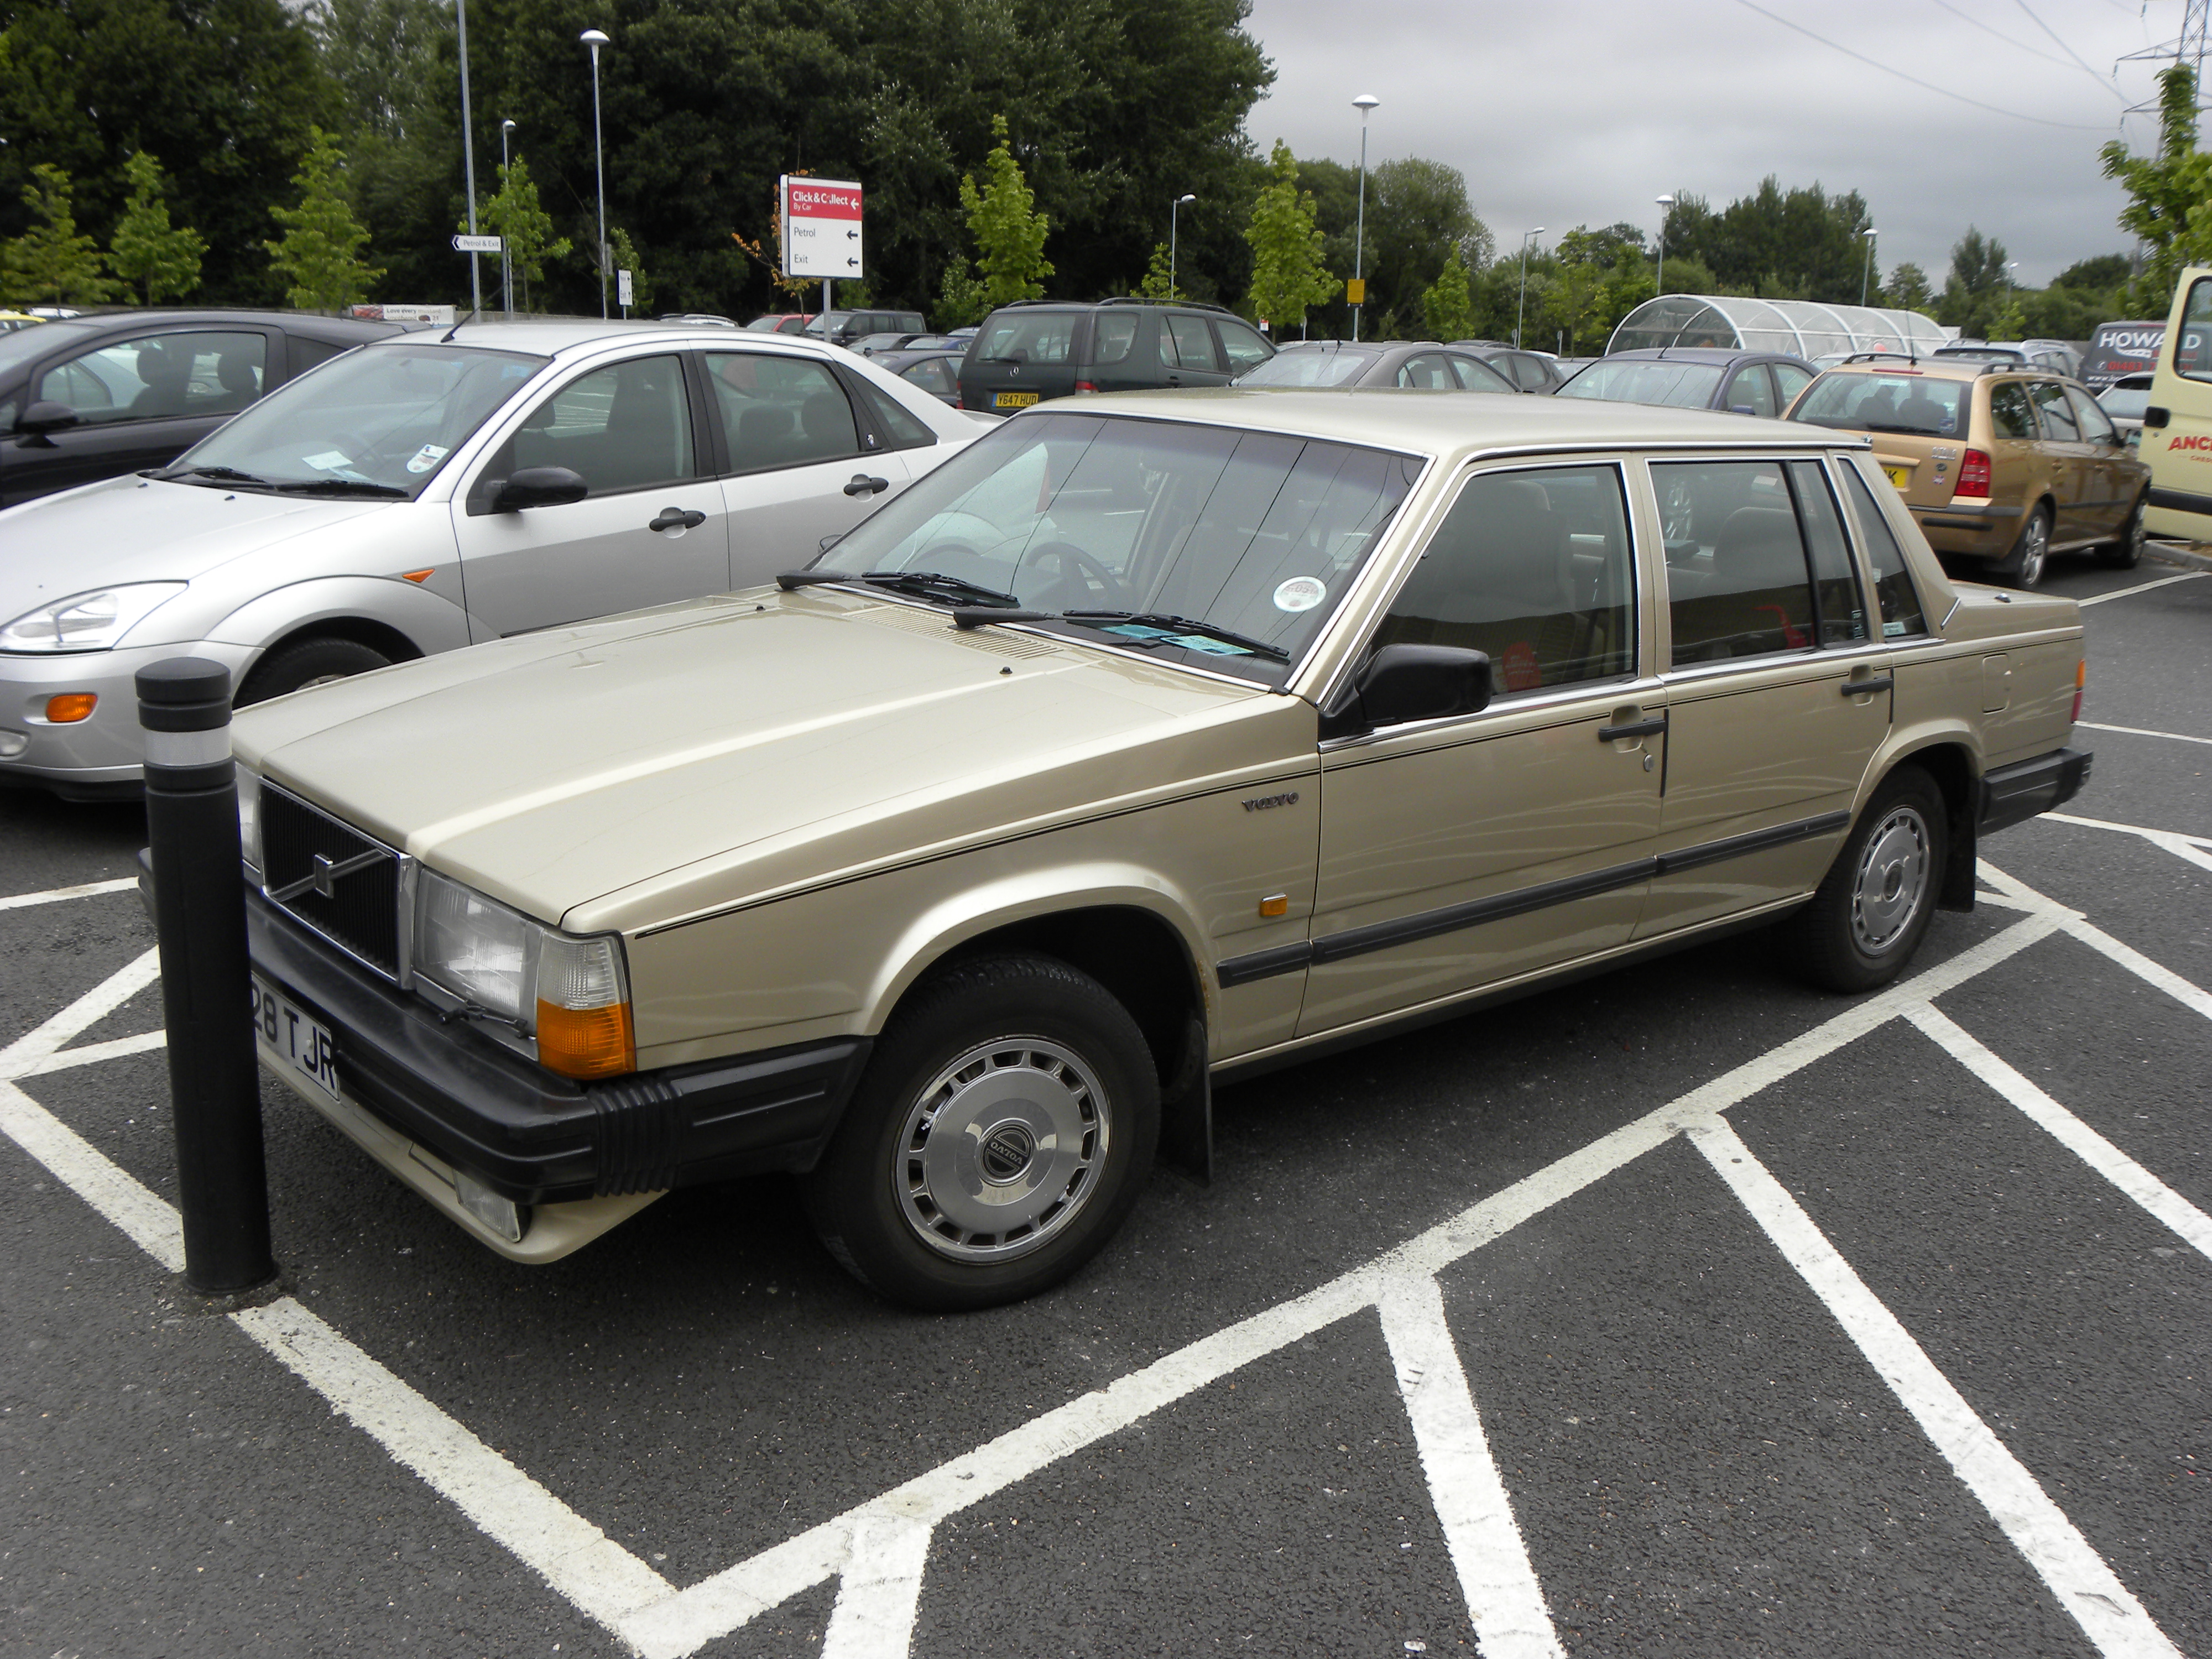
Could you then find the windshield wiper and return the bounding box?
[273,477,409,498]
[1062,610,1290,662]
[158,463,275,487]
[775,568,1025,610]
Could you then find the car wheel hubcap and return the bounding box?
[895,1037,1108,1264]
[2019,515,2047,583]
[1851,806,1931,955]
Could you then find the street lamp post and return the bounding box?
[1351,93,1379,342]
[1860,226,1877,308]
[1169,193,1196,300]
[456,0,482,315]
[1516,228,1544,348]
[581,29,611,320]
[1655,194,1675,297]
[499,118,516,317]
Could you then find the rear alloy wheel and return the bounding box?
[1786,766,1948,994]
[1999,503,2052,589]
[802,953,1159,1311]
[236,637,392,706]
[2096,493,2147,570]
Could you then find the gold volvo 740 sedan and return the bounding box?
[233,390,2091,1310]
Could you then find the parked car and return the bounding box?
[231,390,2089,1309]
[851,332,963,358]
[958,298,1275,412]
[1233,339,1516,393]
[0,309,402,507]
[805,310,929,349]
[1788,356,2147,586]
[1449,338,1569,393]
[2080,319,2164,391]
[1931,340,2083,379]
[744,314,815,335]
[1556,347,1817,418]
[0,322,977,800]
[659,313,737,328]
[2097,371,2155,448]
[864,346,966,406]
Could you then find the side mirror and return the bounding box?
[14,400,80,445]
[494,466,587,511]
[1322,644,1493,738]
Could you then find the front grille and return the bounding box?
[260,784,402,978]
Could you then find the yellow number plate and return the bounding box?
[1882,464,1911,490]
[995,391,1039,409]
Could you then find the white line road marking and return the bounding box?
[0,1077,183,1271]
[1688,1117,2185,1659]
[0,875,139,911]
[1975,859,2212,1022]
[20,1029,167,1075]
[818,1511,937,1659]
[0,946,160,1079]
[1906,1005,2212,1261]
[233,1297,671,1632]
[2078,571,2207,605]
[1378,1276,1564,1659]
[2077,719,2212,748]
[2044,812,2212,875]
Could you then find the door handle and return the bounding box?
[1598,715,1667,743]
[1840,676,1894,697]
[844,474,889,497]
[649,507,707,531]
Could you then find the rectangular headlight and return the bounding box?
[416,870,539,1021]
[237,768,263,874]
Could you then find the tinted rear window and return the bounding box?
[1791,373,1966,437]
[1556,359,1724,409]
[974,312,1078,366]
[1238,347,1381,387]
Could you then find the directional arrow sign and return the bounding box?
[781,176,862,280]
[452,233,503,254]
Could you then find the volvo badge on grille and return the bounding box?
[269,847,385,905]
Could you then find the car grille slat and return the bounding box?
[261,786,401,978]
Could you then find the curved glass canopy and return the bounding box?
[1605,295,1947,361]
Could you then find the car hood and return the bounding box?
[0,473,389,621]
[234,587,1303,933]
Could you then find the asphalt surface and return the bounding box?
[2,550,2206,1658]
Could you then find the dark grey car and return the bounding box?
[1450,338,1569,393]
[1556,347,1817,418]
[1233,340,1517,393]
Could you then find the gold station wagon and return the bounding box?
[233,390,2092,1310]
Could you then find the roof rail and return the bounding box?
[1099,296,1234,314]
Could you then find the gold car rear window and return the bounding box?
[1794,373,1965,439]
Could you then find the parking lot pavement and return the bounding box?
[2,563,2206,1658]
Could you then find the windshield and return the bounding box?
[169,342,545,498]
[1557,359,1725,409]
[1237,347,1382,387]
[1791,372,1966,437]
[809,411,1423,683]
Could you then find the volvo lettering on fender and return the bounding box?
[1241,791,1301,812]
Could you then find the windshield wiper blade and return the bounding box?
[159,463,274,486]
[274,477,409,498]
[860,570,1025,608]
[1062,610,1290,662]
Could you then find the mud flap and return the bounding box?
[1155,1011,1212,1185]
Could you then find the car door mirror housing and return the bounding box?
[15,400,80,443]
[1323,644,1493,737]
[494,466,588,511]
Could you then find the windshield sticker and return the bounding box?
[1170,635,1254,656]
[1272,575,1327,613]
[304,451,354,472]
[1102,623,1177,641]
[406,444,450,474]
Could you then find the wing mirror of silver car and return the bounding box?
[1320,644,1493,738]
[14,400,81,445]
[494,467,589,511]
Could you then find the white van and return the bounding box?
[2142,266,2212,540]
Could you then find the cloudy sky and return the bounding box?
[1244,0,2187,288]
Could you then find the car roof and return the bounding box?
[19,309,397,342]
[347,318,851,360]
[1814,356,1994,382]
[1017,385,1860,463]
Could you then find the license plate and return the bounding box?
[251,973,340,1105]
[1883,464,1911,490]
[994,391,1039,409]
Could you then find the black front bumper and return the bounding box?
[247,888,871,1205]
[1978,746,2092,837]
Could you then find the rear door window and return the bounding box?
[2030,382,2079,441]
[1725,364,1778,417]
[1987,382,2037,439]
[703,351,860,473]
[1837,462,1927,638]
[2066,386,2120,446]
[1092,312,1140,365]
[1165,315,1222,372]
[1214,317,1271,375]
[1396,353,1459,389]
[1773,362,1814,408]
[1652,460,1827,664]
[1785,460,1868,645]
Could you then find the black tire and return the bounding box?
[1996,503,2052,589]
[236,637,392,707]
[2096,492,2147,570]
[1786,766,1948,994]
[802,952,1160,1312]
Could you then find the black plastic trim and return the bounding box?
[1215,941,1313,988]
[1655,810,1851,875]
[247,888,872,1203]
[2147,484,2212,516]
[1978,747,2091,836]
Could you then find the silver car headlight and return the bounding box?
[414,870,633,1078]
[237,767,263,874]
[1,582,187,652]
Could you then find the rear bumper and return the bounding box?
[246,886,870,1208]
[1978,747,2091,837]
[1910,498,2017,552]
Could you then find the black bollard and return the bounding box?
[138,659,276,1295]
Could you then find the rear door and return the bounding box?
[1160,313,1232,389]
[2026,380,2090,542]
[2065,384,2137,536]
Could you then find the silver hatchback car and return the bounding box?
[0,321,977,799]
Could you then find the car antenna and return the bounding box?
[440,309,478,344]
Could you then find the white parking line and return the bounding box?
[2078,571,2208,605]
[0,946,161,1080]
[2041,812,2212,877]
[2077,720,2212,748]
[0,875,138,912]
[19,1029,167,1075]
[1905,1005,2212,1261]
[1688,1117,2184,1659]
[1379,1275,1564,1659]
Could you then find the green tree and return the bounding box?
[265,127,383,311]
[2053,254,2131,293]
[1362,156,1486,335]
[108,150,206,304]
[1243,140,1334,332]
[1882,260,1933,312]
[1662,177,1870,302]
[2101,64,2212,317]
[1937,227,2011,338]
[959,114,1053,305]
[933,261,990,330]
[478,157,570,314]
[607,226,650,314]
[0,164,115,307]
[1420,251,1474,341]
[1138,241,1178,300]
[310,0,455,306]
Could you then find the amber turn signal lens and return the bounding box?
[45,693,97,723]
[1258,893,1289,918]
[535,999,634,1078]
